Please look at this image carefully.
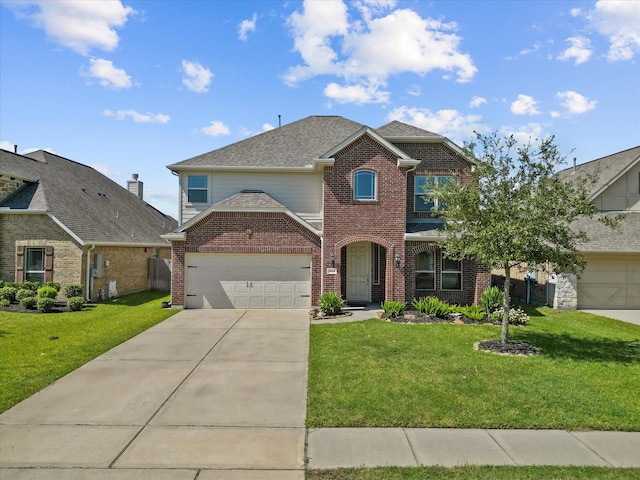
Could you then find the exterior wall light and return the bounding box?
[394,252,401,268]
[330,252,335,268]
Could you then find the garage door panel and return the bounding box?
[185,254,311,309]
[578,254,640,309]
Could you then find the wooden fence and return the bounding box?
[148,258,171,291]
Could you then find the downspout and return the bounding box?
[320,235,324,300]
[85,244,95,301]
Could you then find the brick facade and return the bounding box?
[0,177,26,199]
[170,211,321,307]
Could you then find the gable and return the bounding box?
[593,160,640,211]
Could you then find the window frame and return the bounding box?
[415,250,436,291]
[414,175,457,212]
[353,169,377,201]
[25,247,46,284]
[372,244,381,286]
[187,175,208,204]
[441,257,462,291]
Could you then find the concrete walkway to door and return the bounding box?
[0,309,309,480]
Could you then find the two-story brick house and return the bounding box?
[164,115,490,309]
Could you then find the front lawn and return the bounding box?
[0,291,178,413]
[307,307,640,430]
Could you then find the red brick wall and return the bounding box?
[170,211,321,307]
[323,134,407,301]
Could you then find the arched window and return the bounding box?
[354,170,376,200]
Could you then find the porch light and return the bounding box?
[330,252,335,268]
[394,252,401,268]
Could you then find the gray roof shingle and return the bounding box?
[0,149,177,245]
[212,190,286,209]
[572,212,640,253]
[376,120,440,138]
[557,146,640,200]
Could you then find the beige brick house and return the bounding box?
[0,149,177,300]
[164,115,490,309]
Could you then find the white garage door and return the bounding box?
[577,254,640,308]
[185,254,312,309]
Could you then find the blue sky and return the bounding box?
[1,0,639,218]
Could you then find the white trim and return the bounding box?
[168,164,317,173]
[405,233,444,241]
[47,213,85,246]
[320,127,416,162]
[588,154,640,201]
[382,135,473,163]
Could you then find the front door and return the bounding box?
[347,242,371,303]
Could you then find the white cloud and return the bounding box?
[469,96,487,108]
[0,141,16,152]
[589,0,640,61]
[181,60,214,93]
[408,84,421,96]
[501,123,546,145]
[570,8,582,17]
[91,163,123,177]
[238,13,257,41]
[511,94,541,116]
[557,36,592,65]
[200,120,230,137]
[285,0,476,104]
[324,82,390,104]
[103,109,170,123]
[81,58,132,89]
[556,90,597,115]
[262,123,275,132]
[5,0,136,55]
[387,106,489,143]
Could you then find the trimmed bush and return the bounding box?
[64,284,84,299]
[37,297,55,313]
[0,298,9,307]
[318,292,345,316]
[481,286,504,314]
[459,304,486,321]
[16,288,34,302]
[382,300,406,318]
[20,297,37,310]
[67,296,85,311]
[491,307,529,325]
[412,296,451,318]
[19,281,40,293]
[0,287,18,303]
[37,286,58,299]
[43,281,61,293]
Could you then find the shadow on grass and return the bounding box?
[516,330,640,364]
[98,290,169,307]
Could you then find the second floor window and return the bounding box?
[414,175,456,212]
[354,170,376,200]
[187,175,208,203]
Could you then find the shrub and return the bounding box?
[20,296,37,309]
[0,280,4,288]
[64,283,84,298]
[490,307,529,325]
[481,286,504,314]
[412,296,451,318]
[16,288,34,302]
[0,287,18,303]
[19,281,40,293]
[0,298,9,307]
[382,300,406,318]
[459,304,486,321]
[37,286,58,299]
[37,297,55,313]
[318,292,345,316]
[43,281,61,293]
[67,296,85,311]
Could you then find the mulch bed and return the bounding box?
[385,310,501,326]
[0,302,76,314]
[475,340,540,356]
[309,309,353,321]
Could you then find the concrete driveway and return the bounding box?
[0,309,309,480]
[580,309,640,326]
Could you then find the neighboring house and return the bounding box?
[163,115,490,309]
[0,149,178,300]
[496,146,640,310]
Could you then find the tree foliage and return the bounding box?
[429,132,622,343]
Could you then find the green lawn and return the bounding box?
[0,291,178,413]
[307,307,640,430]
[307,466,640,480]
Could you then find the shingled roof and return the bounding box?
[556,145,640,200]
[0,149,177,245]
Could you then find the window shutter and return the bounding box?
[16,246,25,282]
[44,246,54,282]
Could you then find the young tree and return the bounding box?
[429,132,621,343]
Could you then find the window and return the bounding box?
[187,175,208,203]
[25,247,45,284]
[372,244,380,285]
[354,170,376,200]
[442,257,462,290]
[415,251,435,291]
[414,175,456,212]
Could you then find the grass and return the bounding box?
[307,306,640,430]
[0,291,178,413]
[307,466,640,479]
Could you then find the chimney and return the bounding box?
[127,173,143,200]
[14,145,17,153]
[573,158,577,173]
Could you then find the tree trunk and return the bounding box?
[502,265,511,343]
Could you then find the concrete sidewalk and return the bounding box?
[0,309,309,480]
[307,428,640,469]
